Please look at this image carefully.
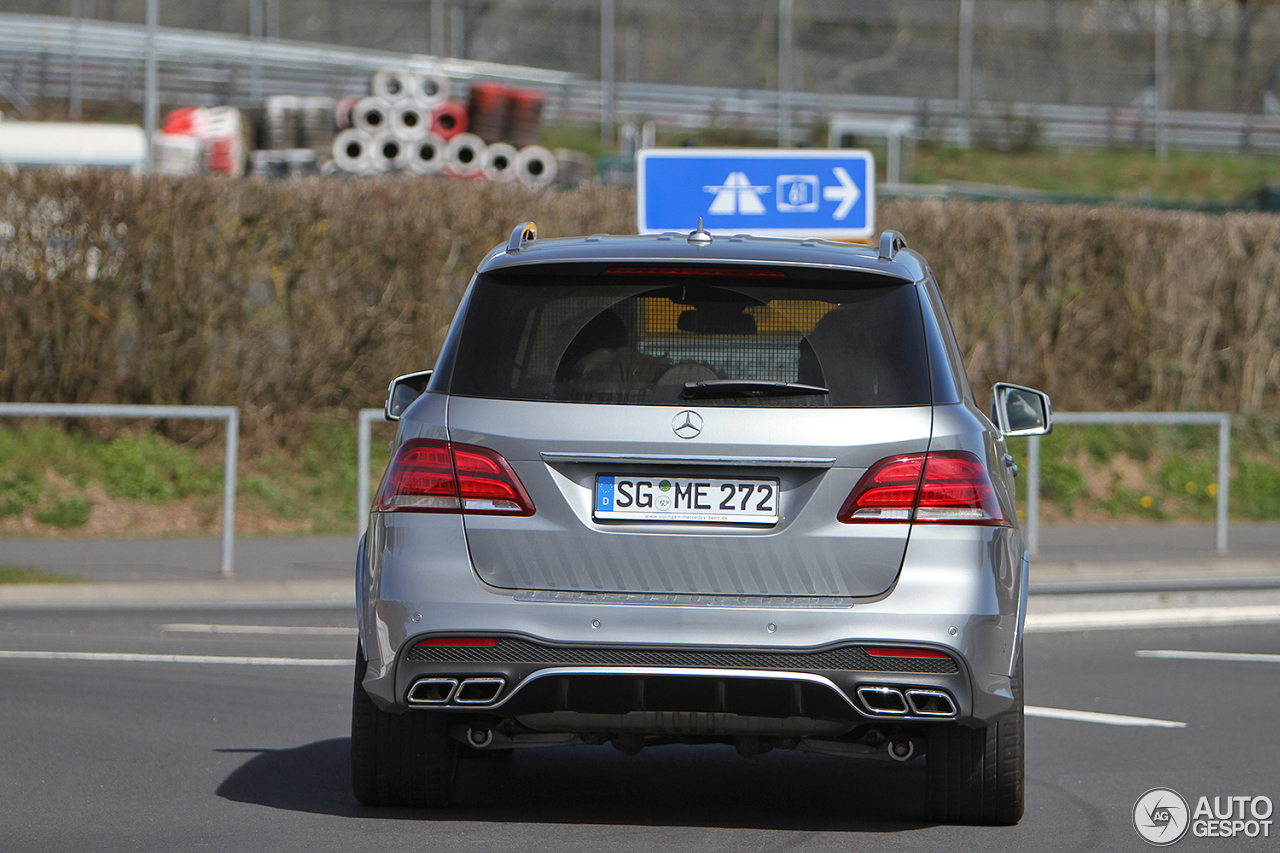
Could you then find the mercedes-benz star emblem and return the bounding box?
[672,410,703,439]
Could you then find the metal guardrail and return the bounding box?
[0,13,572,112]
[0,403,240,579]
[1025,412,1231,559]
[4,13,1280,156]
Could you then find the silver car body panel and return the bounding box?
[434,397,934,598]
[357,232,1031,731]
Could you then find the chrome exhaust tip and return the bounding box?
[455,677,506,705]
[856,685,909,715]
[407,677,458,705]
[904,689,957,717]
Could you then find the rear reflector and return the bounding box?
[864,646,951,659]
[415,637,500,647]
[376,439,535,516]
[838,450,1010,526]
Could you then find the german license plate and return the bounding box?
[593,475,779,524]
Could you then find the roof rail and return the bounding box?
[507,221,537,253]
[878,230,907,262]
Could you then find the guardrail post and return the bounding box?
[250,0,263,105]
[220,408,238,580]
[957,0,975,147]
[777,0,794,147]
[1217,414,1230,555]
[357,409,376,538]
[1026,433,1041,558]
[144,0,158,173]
[600,0,615,143]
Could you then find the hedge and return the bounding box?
[2,170,1277,446]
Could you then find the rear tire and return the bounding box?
[351,644,457,808]
[926,656,1024,825]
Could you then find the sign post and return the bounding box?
[636,148,875,239]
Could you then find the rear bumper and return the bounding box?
[358,515,1026,727]
[397,635,969,729]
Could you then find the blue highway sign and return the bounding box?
[637,148,875,238]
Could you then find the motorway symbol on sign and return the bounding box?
[637,149,875,238]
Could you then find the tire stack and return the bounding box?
[330,70,557,186]
[254,95,332,177]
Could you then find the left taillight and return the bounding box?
[375,438,535,516]
[838,450,1009,527]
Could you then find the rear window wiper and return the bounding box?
[681,380,830,400]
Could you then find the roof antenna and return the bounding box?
[687,217,713,247]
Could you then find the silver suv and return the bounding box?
[352,221,1051,825]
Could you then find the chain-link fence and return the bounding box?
[11,0,1280,115]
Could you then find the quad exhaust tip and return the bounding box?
[408,676,505,707]
[856,685,957,718]
[856,686,909,715]
[407,677,458,705]
[455,677,506,704]
[904,689,957,717]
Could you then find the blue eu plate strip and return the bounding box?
[595,476,615,513]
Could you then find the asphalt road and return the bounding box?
[1,600,1277,852]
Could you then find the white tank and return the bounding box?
[0,122,146,171]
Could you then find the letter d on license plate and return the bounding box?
[594,475,778,524]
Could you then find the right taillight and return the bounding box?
[838,450,1009,527]
[376,438,535,516]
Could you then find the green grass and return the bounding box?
[907,146,1280,204]
[0,417,394,535]
[0,566,85,584]
[548,117,1280,204]
[33,496,94,529]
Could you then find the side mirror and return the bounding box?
[385,370,433,422]
[992,383,1052,436]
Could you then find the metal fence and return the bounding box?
[5,6,1280,156]
[0,403,240,578]
[1024,412,1231,559]
[13,0,1280,113]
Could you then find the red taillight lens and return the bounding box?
[837,454,925,523]
[376,439,535,516]
[838,450,1009,526]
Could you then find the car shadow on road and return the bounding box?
[215,737,929,831]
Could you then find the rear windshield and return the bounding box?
[444,266,932,408]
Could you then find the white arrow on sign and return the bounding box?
[822,167,862,220]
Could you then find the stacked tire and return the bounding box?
[332,69,557,186]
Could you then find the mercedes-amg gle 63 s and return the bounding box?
[352,221,1052,825]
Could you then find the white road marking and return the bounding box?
[162,623,357,636]
[0,650,349,666]
[1136,649,1280,664]
[1025,705,1186,728]
[1025,604,1280,632]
